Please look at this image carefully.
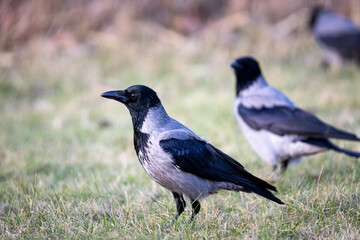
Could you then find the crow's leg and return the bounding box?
[169,192,186,226]
[280,159,290,174]
[189,199,201,223]
[321,60,330,70]
[272,164,277,172]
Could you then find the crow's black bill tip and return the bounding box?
[230,61,241,69]
[101,90,128,102]
[101,91,115,99]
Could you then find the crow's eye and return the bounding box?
[130,92,138,100]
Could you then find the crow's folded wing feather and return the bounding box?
[238,104,360,141]
[319,32,360,60]
[159,137,283,204]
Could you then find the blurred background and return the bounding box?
[1,0,360,50]
[2,0,360,64]
[1,0,359,154]
[1,0,360,238]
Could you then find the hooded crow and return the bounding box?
[231,56,360,173]
[309,6,360,66]
[101,85,283,223]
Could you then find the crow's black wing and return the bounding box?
[159,137,283,204]
[319,32,360,60]
[238,104,360,141]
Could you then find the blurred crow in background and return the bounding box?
[101,85,283,224]
[309,5,360,67]
[231,56,360,173]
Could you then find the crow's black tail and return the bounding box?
[331,145,360,158]
[302,138,360,158]
[246,183,285,205]
[229,167,285,204]
[211,148,285,204]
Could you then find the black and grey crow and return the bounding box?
[101,85,283,223]
[309,6,360,66]
[231,56,360,173]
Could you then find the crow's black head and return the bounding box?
[309,5,325,30]
[230,56,262,95]
[101,85,161,111]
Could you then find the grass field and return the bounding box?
[1,19,360,239]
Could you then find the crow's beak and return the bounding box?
[230,60,243,69]
[101,90,129,103]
